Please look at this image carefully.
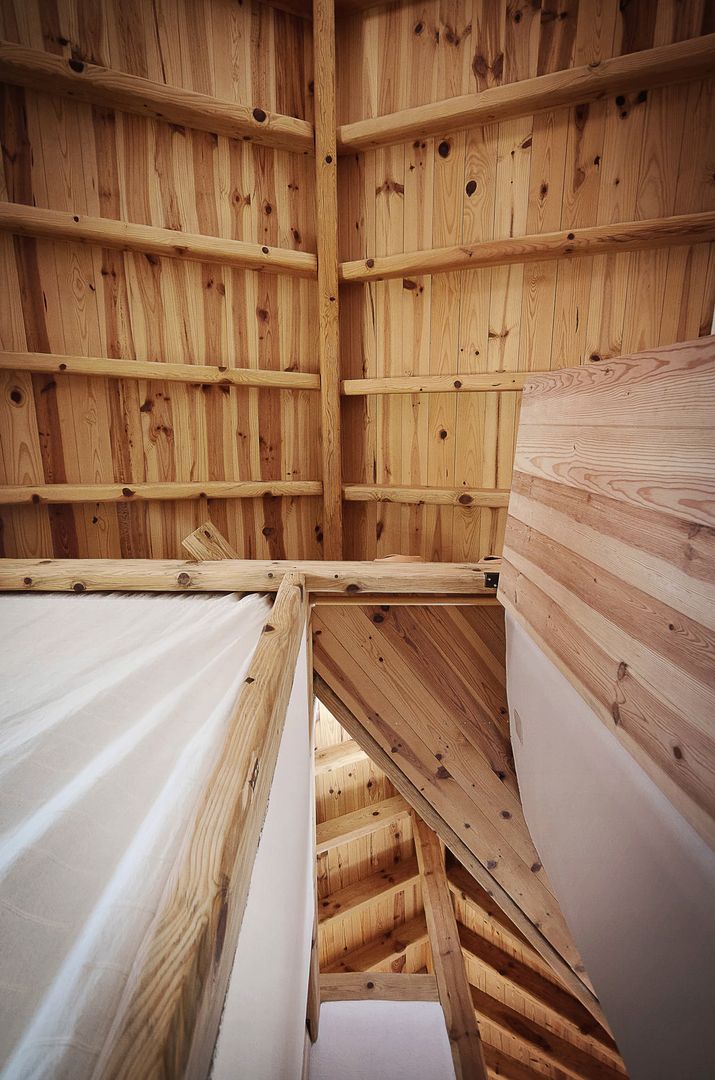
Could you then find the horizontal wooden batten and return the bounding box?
[318,856,419,925]
[0,41,314,155]
[0,351,320,390]
[0,203,318,278]
[314,738,367,775]
[320,973,439,1002]
[323,913,429,973]
[0,559,499,595]
[315,793,410,854]
[0,481,322,505]
[342,372,528,394]
[339,211,715,283]
[337,34,715,151]
[344,484,510,508]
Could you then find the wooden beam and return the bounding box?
[311,594,501,606]
[447,862,533,953]
[339,211,715,283]
[97,572,307,1078]
[314,737,367,775]
[0,202,318,278]
[320,972,439,1002]
[0,41,314,155]
[314,676,609,1032]
[469,985,624,1080]
[458,923,617,1052]
[481,1044,544,1080]
[181,522,240,561]
[318,855,419,926]
[413,816,488,1080]
[323,913,428,973]
[313,0,343,558]
[0,481,321,505]
[0,558,498,595]
[337,34,715,151]
[344,485,510,508]
[342,372,528,394]
[315,793,409,854]
[0,351,320,390]
[307,906,321,1043]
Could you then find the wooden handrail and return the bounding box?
[0,202,318,278]
[0,41,314,154]
[337,34,715,151]
[0,351,320,390]
[339,211,715,283]
[0,481,322,505]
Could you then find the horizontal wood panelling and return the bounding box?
[0,351,320,389]
[0,481,322,504]
[337,33,715,150]
[0,41,315,153]
[500,339,715,850]
[320,972,439,1002]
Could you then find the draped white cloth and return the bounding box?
[0,591,270,1079]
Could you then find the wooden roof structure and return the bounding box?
[0,0,713,1077]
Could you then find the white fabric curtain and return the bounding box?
[0,591,271,1080]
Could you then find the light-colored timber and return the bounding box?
[313,0,343,559]
[320,972,439,1002]
[311,594,501,606]
[343,485,510,507]
[339,211,715,283]
[0,482,322,505]
[181,522,240,561]
[315,793,410,854]
[314,737,367,774]
[337,34,715,151]
[322,913,429,973]
[0,41,314,154]
[0,352,320,390]
[342,372,529,394]
[413,816,488,1080]
[96,572,307,1078]
[318,855,419,925]
[0,203,318,278]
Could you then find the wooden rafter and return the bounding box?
[317,855,419,926]
[314,737,367,775]
[413,815,488,1080]
[323,913,428,974]
[315,793,409,854]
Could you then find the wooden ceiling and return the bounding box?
[0,0,713,563]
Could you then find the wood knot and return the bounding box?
[252,107,267,123]
[346,583,360,593]
[249,759,260,789]
[68,58,85,73]
[23,577,32,586]
[617,661,628,680]
[263,623,275,633]
[122,487,134,497]
[72,581,86,593]
[458,493,472,505]
[177,572,191,586]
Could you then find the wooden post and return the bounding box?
[313,0,343,558]
[96,573,307,1079]
[413,815,488,1080]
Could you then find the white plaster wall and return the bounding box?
[212,640,314,1080]
[308,1001,455,1080]
[505,612,715,1080]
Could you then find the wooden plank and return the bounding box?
[320,972,439,1002]
[318,855,419,925]
[313,675,609,1031]
[337,34,715,151]
[458,923,617,1052]
[314,737,367,774]
[313,0,343,559]
[181,522,239,561]
[344,485,510,507]
[342,372,529,394]
[469,985,624,1080]
[0,481,322,505]
[339,211,715,283]
[97,572,307,1078]
[0,203,318,278]
[315,793,410,854]
[413,816,488,1080]
[447,862,535,953]
[0,41,314,155]
[0,351,321,390]
[311,595,502,607]
[0,558,499,594]
[482,1044,544,1080]
[322,913,429,973]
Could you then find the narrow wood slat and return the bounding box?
[414,816,488,1080]
[339,211,715,283]
[181,522,240,561]
[0,481,322,505]
[314,737,367,774]
[447,862,533,953]
[469,985,625,1080]
[0,558,499,594]
[313,0,343,558]
[342,372,529,394]
[318,855,419,925]
[0,40,314,154]
[337,34,715,150]
[322,913,429,973]
[0,203,318,278]
[315,793,410,854]
[320,972,439,1002]
[97,573,307,1079]
[0,351,320,390]
[344,484,510,507]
